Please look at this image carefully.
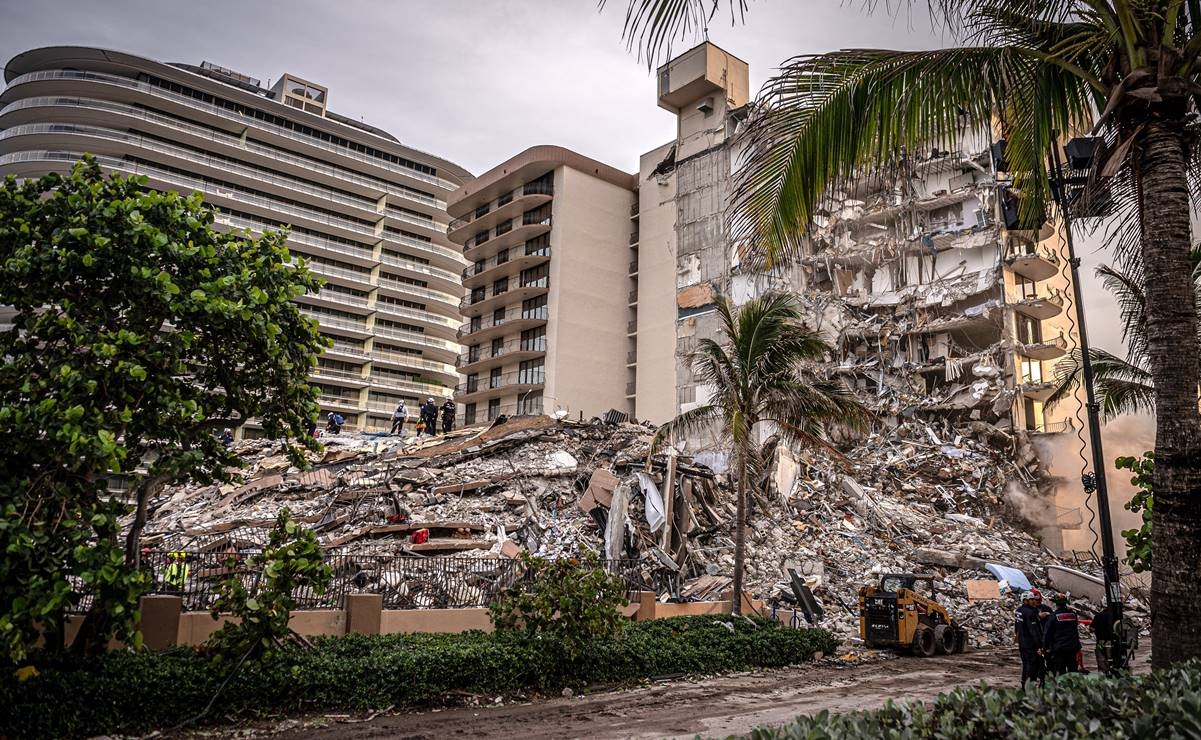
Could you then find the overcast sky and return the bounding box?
[0,0,948,175]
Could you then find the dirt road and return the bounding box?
[267,649,1019,739]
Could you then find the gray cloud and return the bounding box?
[0,0,943,174]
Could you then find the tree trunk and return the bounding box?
[124,474,170,567]
[1138,121,1201,668]
[731,450,747,616]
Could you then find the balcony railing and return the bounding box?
[312,366,367,382]
[5,70,462,190]
[627,350,637,364]
[457,338,547,366]
[0,97,449,211]
[628,289,638,304]
[373,302,459,329]
[216,212,375,260]
[302,311,369,333]
[628,260,639,275]
[629,232,639,245]
[305,260,372,283]
[458,306,549,336]
[456,369,545,394]
[372,325,457,352]
[369,349,455,376]
[379,252,461,285]
[376,277,460,306]
[326,340,369,358]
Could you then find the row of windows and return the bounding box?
[143,74,440,177]
[127,100,438,202]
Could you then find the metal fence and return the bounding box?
[113,553,649,613]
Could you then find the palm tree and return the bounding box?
[607,0,1201,667]
[1049,247,1201,417]
[651,292,867,614]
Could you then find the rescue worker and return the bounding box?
[1090,602,1119,674]
[164,551,189,592]
[390,400,408,436]
[440,398,456,434]
[420,397,438,436]
[1043,592,1083,676]
[1014,590,1046,686]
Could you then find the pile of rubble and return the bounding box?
[133,414,1115,647]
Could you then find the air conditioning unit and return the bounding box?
[697,97,714,114]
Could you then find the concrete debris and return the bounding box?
[131,414,1135,647]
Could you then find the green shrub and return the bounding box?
[489,552,628,657]
[751,661,1201,739]
[0,616,835,738]
[207,509,333,665]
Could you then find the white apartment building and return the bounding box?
[0,46,473,433]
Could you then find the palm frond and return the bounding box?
[729,45,1095,265]
[650,403,722,453]
[1046,346,1157,418]
[599,0,748,68]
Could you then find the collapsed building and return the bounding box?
[132,417,1147,648]
[631,43,1095,557]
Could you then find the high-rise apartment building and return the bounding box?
[445,146,636,424]
[0,46,472,433]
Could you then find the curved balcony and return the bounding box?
[383,206,448,239]
[0,122,388,222]
[448,187,553,242]
[0,96,448,214]
[379,252,461,294]
[368,372,453,398]
[301,310,371,340]
[455,370,545,403]
[3,149,381,243]
[457,338,547,373]
[460,215,552,262]
[371,323,459,360]
[3,70,462,191]
[1017,336,1068,361]
[1017,380,1057,401]
[372,302,460,339]
[324,340,371,362]
[215,212,377,266]
[376,275,460,309]
[310,365,370,389]
[381,231,465,272]
[457,305,548,343]
[1005,247,1060,282]
[315,394,365,413]
[462,246,551,289]
[303,260,374,290]
[296,289,372,315]
[460,276,549,316]
[1011,291,1065,321]
[369,348,457,382]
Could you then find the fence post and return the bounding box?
[345,592,383,635]
[138,594,182,649]
[636,591,657,621]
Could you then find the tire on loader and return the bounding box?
[912,626,937,657]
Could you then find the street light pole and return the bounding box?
[1047,140,1127,673]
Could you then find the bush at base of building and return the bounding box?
[751,662,1201,739]
[0,616,836,738]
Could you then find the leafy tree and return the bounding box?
[489,551,629,658]
[650,292,867,614]
[207,509,333,665]
[1117,452,1154,573]
[609,0,1201,667]
[0,157,327,659]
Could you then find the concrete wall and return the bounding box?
[545,166,636,419]
[107,592,761,649]
[636,141,680,424]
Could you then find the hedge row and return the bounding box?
[751,661,1201,739]
[1,616,837,738]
